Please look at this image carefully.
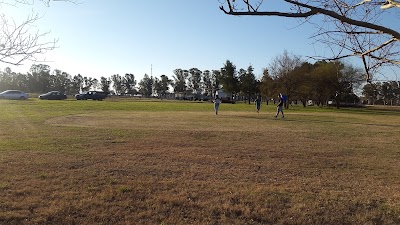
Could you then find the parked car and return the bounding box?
[0,90,29,100]
[39,91,67,100]
[75,91,107,100]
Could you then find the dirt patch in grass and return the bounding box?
[1,110,400,224]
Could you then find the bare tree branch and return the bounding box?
[0,0,71,65]
[220,0,400,80]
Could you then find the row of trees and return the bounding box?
[363,81,400,105]
[0,62,260,100]
[260,51,365,108]
[2,51,395,108]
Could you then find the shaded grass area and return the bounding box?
[0,99,400,224]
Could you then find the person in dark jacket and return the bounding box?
[275,94,285,118]
[254,95,262,113]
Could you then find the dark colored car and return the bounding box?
[39,91,67,100]
[75,91,107,100]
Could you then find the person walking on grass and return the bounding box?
[254,95,262,113]
[275,94,285,118]
[214,95,221,115]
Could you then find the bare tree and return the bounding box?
[220,0,400,81]
[0,0,69,65]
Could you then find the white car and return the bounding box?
[0,90,29,100]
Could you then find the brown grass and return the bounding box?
[1,109,400,224]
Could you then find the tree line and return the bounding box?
[1,51,398,108]
[363,81,400,106]
[0,62,259,101]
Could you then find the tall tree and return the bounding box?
[260,68,276,103]
[311,61,363,108]
[138,74,154,98]
[220,60,239,97]
[220,0,400,81]
[188,68,202,99]
[239,65,258,104]
[51,69,71,94]
[111,74,124,95]
[310,61,337,106]
[290,62,314,107]
[100,76,111,94]
[154,75,172,99]
[70,74,83,94]
[172,69,188,95]
[202,70,213,97]
[269,51,303,108]
[380,81,399,105]
[211,69,222,96]
[0,68,15,90]
[332,62,364,108]
[123,73,137,94]
[362,82,380,105]
[81,76,97,92]
[28,64,51,93]
[393,81,400,105]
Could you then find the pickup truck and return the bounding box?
[75,91,107,100]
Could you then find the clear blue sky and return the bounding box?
[1,0,398,81]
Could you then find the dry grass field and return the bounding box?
[0,99,399,224]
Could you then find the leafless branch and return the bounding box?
[0,0,74,65]
[220,0,400,79]
[0,13,57,65]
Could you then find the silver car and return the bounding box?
[0,90,29,100]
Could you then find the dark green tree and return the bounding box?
[188,68,202,99]
[111,74,124,95]
[220,60,239,98]
[154,75,172,99]
[70,74,83,94]
[290,62,313,107]
[100,76,111,94]
[138,74,154,98]
[172,69,188,95]
[381,81,398,106]
[211,69,222,96]
[362,82,380,105]
[51,69,71,94]
[310,61,337,106]
[202,70,213,98]
[0,68,16,90]
[332,62,364,108]
[81,76,97,92]
[28,64,51,93]
[123,73,137,94]
[239,65,257,104]
[260,68,275,104]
